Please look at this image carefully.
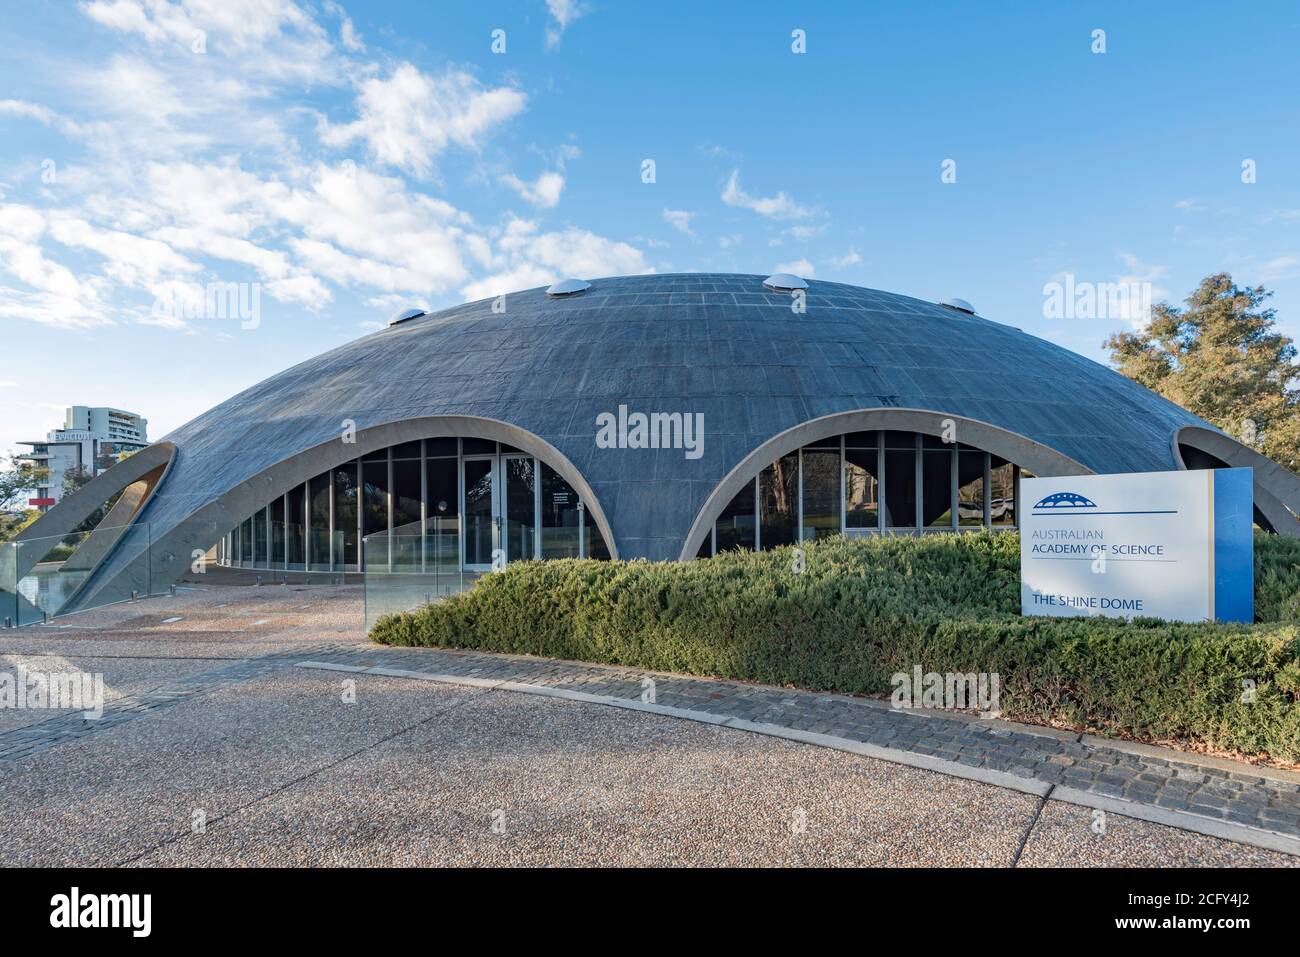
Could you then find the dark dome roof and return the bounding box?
[121,273,1216,570]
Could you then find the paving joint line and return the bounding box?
[1012,788,1053,868]
[115,687,491,866]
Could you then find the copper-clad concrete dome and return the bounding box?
[17,273,1300,612]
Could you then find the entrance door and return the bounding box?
[462,457,496,570]
[461,453,539,571]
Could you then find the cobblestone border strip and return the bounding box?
[295,657,1300,858]
[1048,787,1300,857]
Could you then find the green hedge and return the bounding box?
[372,531,1300,762]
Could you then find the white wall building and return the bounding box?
[18,407,150,511]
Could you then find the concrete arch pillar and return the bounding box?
[1173,426,1300,537]
[10,442,176,582]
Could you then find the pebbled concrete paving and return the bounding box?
[0,583,1295,867]
[0,668,483,866]
[135,685,1041,867]
[1022,801,1297,868]
[299,644,1300,854]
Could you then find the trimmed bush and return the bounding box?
[372,531,1300,762]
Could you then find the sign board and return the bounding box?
[1020,468,1253,623]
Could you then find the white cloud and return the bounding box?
[718,233,742,249]
[722,169,813,220]
[364,292,422,314]
[774,258,814,277]
[64,54,280,160]
[321,64,526,177]
[1257,255,1300,281]
[1114,252,1169,329]
[0,1,645,340]
[662,208,695,238]
[48,215,199,287]
[81,0,191,45]
[86,56,193,124]
[544,0,585,49]
[829,248,861,269]
[81,0,337,83]
[0,99,59,126]
[289,237,433,293]
[0,99,97,140]
[700,143,737,160]
[500,170,566,208]
[154,226,293,279]
[786,223,825,241]
[0,204,117,328]
[323,0,364,51]
[461,218,651,301]
[263,273,330,306]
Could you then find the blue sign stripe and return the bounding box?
[1030,510,1179,516]
[1212,468,1254,624]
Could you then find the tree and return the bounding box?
[1105,273,1300,472]
[0,454,46,543]
[0,453,45,509]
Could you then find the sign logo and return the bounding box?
[1033,491,1097,510]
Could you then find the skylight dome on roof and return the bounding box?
[547,278,591,297]
[763,273,808,292]
[389,308,426,326]
[940,297,975,315]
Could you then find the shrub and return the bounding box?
[372,531,1300,762]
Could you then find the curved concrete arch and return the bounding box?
[1173,425,1300,537]
[678,408,1092,561]
[11,442,176,582]
[69,416,617,611]
[60,464,169,574]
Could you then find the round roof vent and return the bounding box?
[939,297,975,315]
[763,272,808,292]
[547,278,591,297]
[389,307,426,326]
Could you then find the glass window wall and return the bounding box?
[800,446,840,541]
[541,463,581,559]
[695,428,1025,557]
[286,483,306,569]
[883,432,918,529]
[333,463,359,570]
[222,429,1026,570]
[759,453,799,549]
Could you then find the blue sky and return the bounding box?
[2,0,1299,451]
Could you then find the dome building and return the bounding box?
[11,273,1300,618]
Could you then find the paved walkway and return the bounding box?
[293,644,1300,857]
[2,583,1296,862]
[0,646,355,765]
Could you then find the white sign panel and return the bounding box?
[1020,468,1253,623]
